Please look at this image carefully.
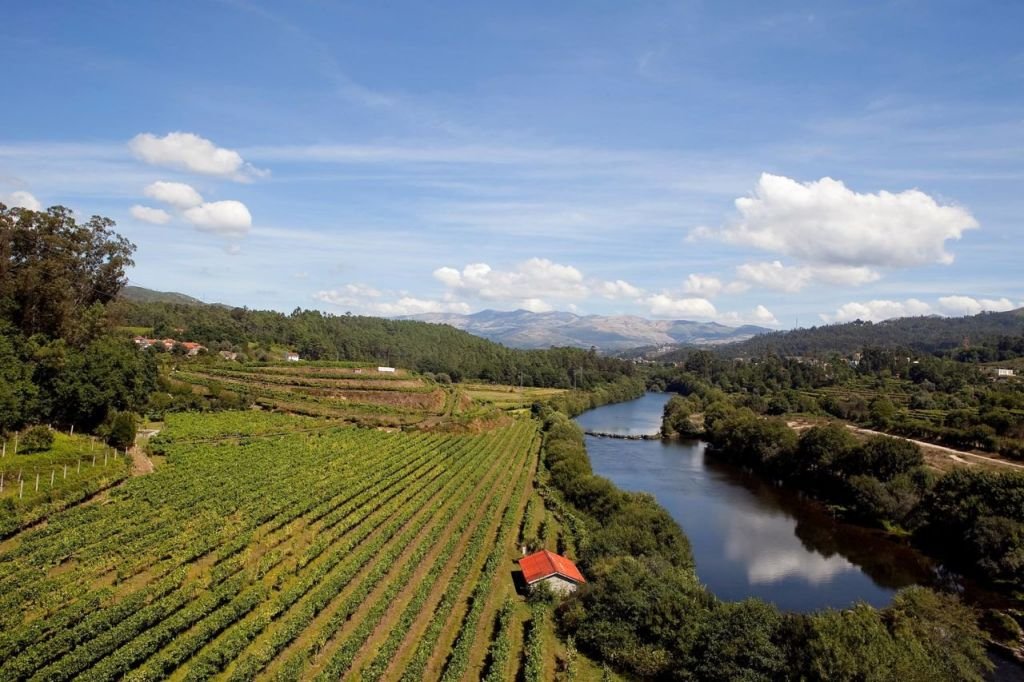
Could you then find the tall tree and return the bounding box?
[1,204,135,340]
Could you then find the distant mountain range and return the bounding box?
[400,309,770,351]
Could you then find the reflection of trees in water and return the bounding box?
[703,457,935,591]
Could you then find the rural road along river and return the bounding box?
[845,425,1024,471]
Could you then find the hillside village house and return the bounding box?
[518,549,586,595]
[285,352,300,362]
[377,366,396,373]
[994,368,1016,377]
[133,336,206,357]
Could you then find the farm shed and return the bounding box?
[377,366,396,373]
[519,549,586,595]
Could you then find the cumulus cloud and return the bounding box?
[937,295,1017,316]
[520,298,553,313]
[720,305,780,326]
[736,260,880,293]
[130,205,172,224]
[645,294,717,318]
[433,258,589,301]
[713,173,978,269]
[315,285,472,316]
[736,261,812,293]
[3,190,41,210]
[372,297,471,316]
[313,284,383,307]
[130,132,267,181]
[822,299,932,323]
[183,200,252,236]
[433,258,644,311]
[144,181,203,208]
[682,274,723,297]
[596,279,644,299]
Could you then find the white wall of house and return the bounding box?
[531,575,579,595]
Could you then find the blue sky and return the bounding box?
[2,1,1022,327]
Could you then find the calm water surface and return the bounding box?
[576,392,936,612]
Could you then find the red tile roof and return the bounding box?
[518,550,586,585]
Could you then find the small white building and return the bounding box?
[519,549,586,596]
[286,352,301,362]
[995,368,1015,377]
[377,366,396,373]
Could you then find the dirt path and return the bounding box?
[130,429,160,476]
[786,419,1024,472]
[845,425,1024,471]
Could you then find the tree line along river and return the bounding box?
[574,392,1007,612]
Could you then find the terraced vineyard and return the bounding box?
[171,364,455,426]
[0,411,543,680]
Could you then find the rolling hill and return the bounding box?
[120,285,206,305]
[711,308,1024,357]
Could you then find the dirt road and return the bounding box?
[130,429,160,476]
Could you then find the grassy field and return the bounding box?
[0,410,553,680]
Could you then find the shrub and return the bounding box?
[105,411,139,449]
[19,425,54,452]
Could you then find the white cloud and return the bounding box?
[314,284,384,308]
[3,190,41,210]
[433,259,644,310]
[183,200,252,237]
[645,294,717,319]
[937,295,1017,316]
[130,132,267,181]
[736,261,812,293]
[720,305,780,327]
[314,285,467,317]
[810,265,881,286]
[130,205,172,225]
[596,279,644,299]
[433,258,589,301]
[752,304,779,325]
[682,274,723,297]
[373,297,471,316]
[736,260,880,293]
[715,173,978,269]
[144,181,204,208]
[822,298,932,323]
[520,298,553,313]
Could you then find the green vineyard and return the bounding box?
[0,411,547,681]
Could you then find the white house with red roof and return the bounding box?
[518,549,586,595]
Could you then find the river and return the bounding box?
[575,392,939,612]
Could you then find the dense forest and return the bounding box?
[709,311,1024,358]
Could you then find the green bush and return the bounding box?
[105,411,139,449]
[19,425,54,452]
